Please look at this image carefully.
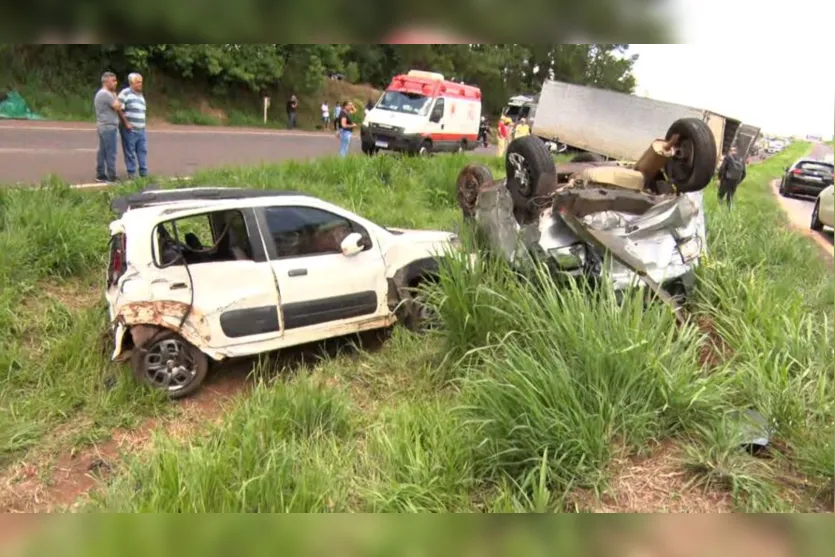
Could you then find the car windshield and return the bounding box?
[376,91,432,115]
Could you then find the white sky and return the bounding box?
[629,0,834,138]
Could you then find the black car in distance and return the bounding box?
[779,159,835,198]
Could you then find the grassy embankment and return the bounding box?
[2,70,380,130]
[0,143,831,512]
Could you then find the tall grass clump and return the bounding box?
[358,400,476,512]
[691,142,834,496]
[430,253,717,497]
[95,375,356,512]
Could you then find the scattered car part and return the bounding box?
[730,408,770,455]
[456,163,495,220]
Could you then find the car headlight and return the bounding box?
[548,243,586,270]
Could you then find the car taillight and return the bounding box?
[792,168,803,175]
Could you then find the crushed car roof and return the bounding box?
[110,187,311,217]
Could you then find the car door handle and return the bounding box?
[288,268,308,277]
[170,282,188,290]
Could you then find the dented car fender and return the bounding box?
[112,300,224,361]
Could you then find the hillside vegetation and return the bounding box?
[1,44,640,129]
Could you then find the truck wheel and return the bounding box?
[664,118,718,193]
[505,135,557,200]
[571,152,605,163]
[457,164,494,219]
[131,330,208,400]
[361,142,377,156]
[418,140,432,157]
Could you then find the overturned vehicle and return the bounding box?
[456,118,717,307]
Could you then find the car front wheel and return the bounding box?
[131,330,209,399]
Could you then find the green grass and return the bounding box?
[1,143,831,513]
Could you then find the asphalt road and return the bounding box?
[771,141,834,254]
[0,120,493,185]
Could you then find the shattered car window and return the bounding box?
[153,210,253,267]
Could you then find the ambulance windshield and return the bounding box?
[376,91,432,115]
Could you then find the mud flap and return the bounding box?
[472,181,527,263]
[112,322,127,361]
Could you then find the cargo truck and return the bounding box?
[515,79,742,166]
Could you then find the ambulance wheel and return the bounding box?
[418,140,432,156]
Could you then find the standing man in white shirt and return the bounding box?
[118,73,148,178]
[321,101,330,130]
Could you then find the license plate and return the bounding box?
[375,140,389,148]
[678,238,701,262]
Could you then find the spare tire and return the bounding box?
[505,135,557,200]
[571,152,605,163]
[664,118,718,193]
[456,164,494,219]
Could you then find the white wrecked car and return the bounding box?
[456,118,717,305]
[106,188,458,398]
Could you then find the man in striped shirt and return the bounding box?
[118,73,148,178]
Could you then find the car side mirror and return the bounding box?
[340,232,365,257]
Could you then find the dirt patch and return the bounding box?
[569,442,733,513]
[0,366,248,513]
[197,99,228,124]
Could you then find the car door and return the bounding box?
[819,186,835,227]
[151,208,283,350]
[258,204,389,343]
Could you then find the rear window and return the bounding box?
[798,161,834,173]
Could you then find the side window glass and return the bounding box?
[264,206,369,258]
[430,98,444,122]
[153,210,253,266]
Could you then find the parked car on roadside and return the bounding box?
[779,159,835,198]
[811,184,834,231]
[106,188,459,398]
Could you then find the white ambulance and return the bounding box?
[361,70,482,156]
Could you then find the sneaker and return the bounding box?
[95,177,108,183]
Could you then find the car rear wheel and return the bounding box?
[505,135,557,199]
[779,178,791,197]
[131,330,208,399]
[663,118,717,193]
[811,200,824,231]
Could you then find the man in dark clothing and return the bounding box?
[716,146,747,208]
[286,95,298,129]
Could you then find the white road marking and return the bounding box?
[0,124,333,138]
[0,148,97,154]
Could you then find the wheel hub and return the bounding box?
[144,338,197,392]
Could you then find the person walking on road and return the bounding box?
[286,94,298,129]
[716,145,747,208]
[496,116,511,157]
[118,73,148,179]
[337,101,357,157]
[94,71,128,183]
